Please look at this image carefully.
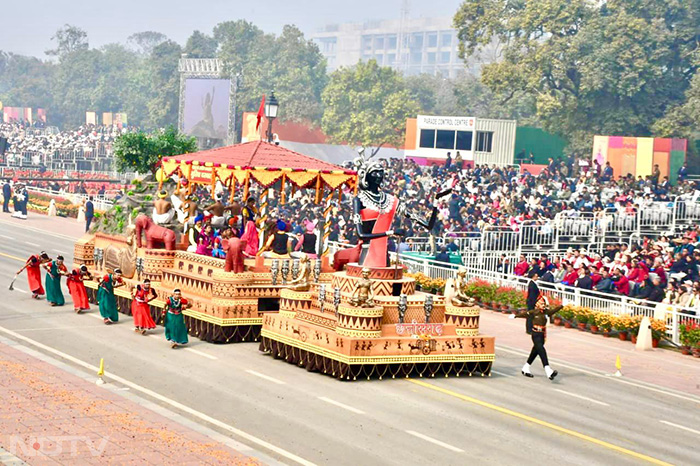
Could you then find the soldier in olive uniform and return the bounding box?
[510,297,561,380]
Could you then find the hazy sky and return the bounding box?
[2,0,462,58]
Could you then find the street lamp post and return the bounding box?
[264,91,279,143]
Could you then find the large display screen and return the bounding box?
[183,78,230,139]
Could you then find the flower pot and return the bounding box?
[589,325,599,334]
[692,348,700,358]
[577,322,587,331]
[564,321,573,329]
[680,346,691,355]
[618,331,628,341]
[651,338,659,348]
[602,331,610,338]
[630,335,637,344]
[553,317,562,326]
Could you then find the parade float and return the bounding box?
[72,141,495,379]
[259,150,495,379]
[73,141,355,342]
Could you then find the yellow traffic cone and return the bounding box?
[613,355,622,377]
[96,358,105,385]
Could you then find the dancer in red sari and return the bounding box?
[16,252,50,299]
[131,279,157,334]
[66,265,92,313]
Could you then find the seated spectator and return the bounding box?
[595,269,616,293]
[612,269,630,296]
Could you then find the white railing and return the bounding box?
[26,187,114,211]
[327,240,700,345]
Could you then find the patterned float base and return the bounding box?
[185,315,260,343]
[259,336,492,380]
[86,284,259,342]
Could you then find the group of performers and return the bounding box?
[16,253,191,349]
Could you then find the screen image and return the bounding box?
[183,78,230,139]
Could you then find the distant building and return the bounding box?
[311,17,497,77]
[404,115,517,166]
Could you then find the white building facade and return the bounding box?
[405,115,516,166]
[311,17,496,77]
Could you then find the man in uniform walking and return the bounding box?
[510,297,561,380]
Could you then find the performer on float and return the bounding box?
[240,220,259,257]
[66,265,92,313]
[152,190,174,225]
[187,214,204,252]
[257,220,291,258]
[164,289,191,348]
[352,150,443,267]
[509,297,562,380]
[97,268,124,324]
[239,198,257,237]
[131,279,157,334]
[43,255,67,307]
[16,252,51,299]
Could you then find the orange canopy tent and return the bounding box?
[160,140,357,255]
[161,140,356,203]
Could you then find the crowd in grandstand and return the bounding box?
[0,122,126,165]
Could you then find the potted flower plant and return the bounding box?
[614,316,630,341]
[557,306,575,328]
[596,313,613,337]
[628,315,643,344]
[679,323,697,355]
[650,318,666,348]
[589,311,600,334]
[573,307,588,331]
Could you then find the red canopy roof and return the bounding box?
[163,140,355,174]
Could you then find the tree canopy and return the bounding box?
[113,126,197,174]
[321,60,419,155]
[454,0,700,153]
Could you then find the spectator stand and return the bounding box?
[328,241,699,346]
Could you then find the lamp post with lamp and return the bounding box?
[264,91,279,143]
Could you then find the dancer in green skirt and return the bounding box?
[43,255,67,307]
[164,289,191,348]
[97,268,124,324]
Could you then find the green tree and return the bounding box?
[321,60,419,155]
[46,24,89,58]
[127,31,168,55]
[144,40,182,129]
[454,0,700,154]
[114,126,197,174]
[184,31,218,58]
[214,21,327,132]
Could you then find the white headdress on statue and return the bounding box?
[353,148,383,191]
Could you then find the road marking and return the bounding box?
[659,420,700,436]
[0,325,315,466]
[0,251,25,262]
[24,241,40,247]
[86,312,104,320]
[405,430,464,453]
[317,397,365,414]
[12,287,27,294]
[553,389,610,407]
[245,369,286,385]
[0,234,13,240]
[184,347,218,360]
[52,249,64,254]
[0,219,80,242]
[496,345,700,405]
[408,379,671,465]
[12,325,107,332]
[491,370,514,377]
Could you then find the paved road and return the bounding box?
[0,216,698,465]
